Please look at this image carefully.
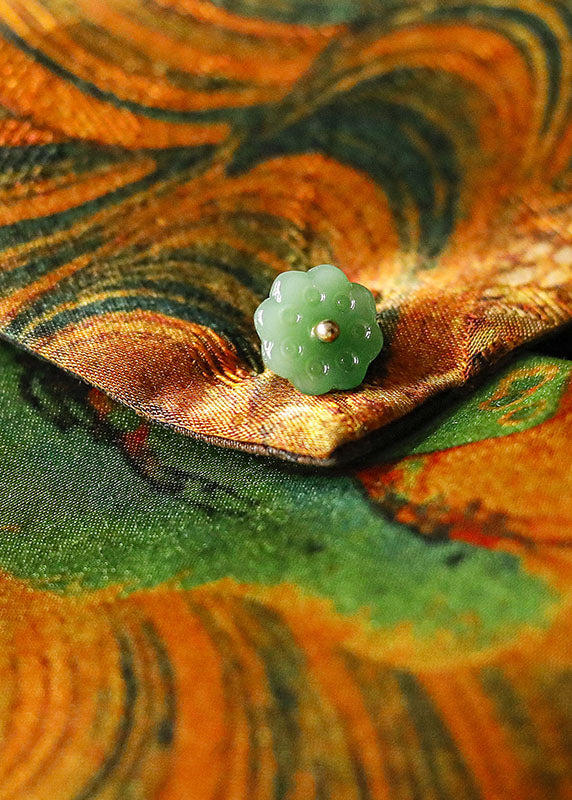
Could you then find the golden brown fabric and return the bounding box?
[0,0,570,464]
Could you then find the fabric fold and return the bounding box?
[0,0,569,462]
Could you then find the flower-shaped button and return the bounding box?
[254,264,383,395]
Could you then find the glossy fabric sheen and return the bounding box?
[0,1,569,461]
[1,338,572,799]
[0,3,572,799]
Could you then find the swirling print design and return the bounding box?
[0,572,571,799]
[0,0,569,461]
[0,311,570,798]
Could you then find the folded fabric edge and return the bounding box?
[3,330,545,469]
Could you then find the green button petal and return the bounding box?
[254,264,383,395]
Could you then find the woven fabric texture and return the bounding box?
[0,0,570,461]
[0,2,572,799]
[1,336,572,797]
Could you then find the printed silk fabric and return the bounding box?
[0,0,570,461]
[0,1,571,798]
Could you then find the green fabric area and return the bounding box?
[0,341,557,647]
[382,353,571,460]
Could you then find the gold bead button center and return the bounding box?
[313,319,340,343]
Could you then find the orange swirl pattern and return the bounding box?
[0,571,571,799]
[357,360,572,553]
[0,310,570,798]
[0,0,338,146]
[0,0,569,462]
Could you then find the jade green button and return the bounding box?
[254,264,383,395]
